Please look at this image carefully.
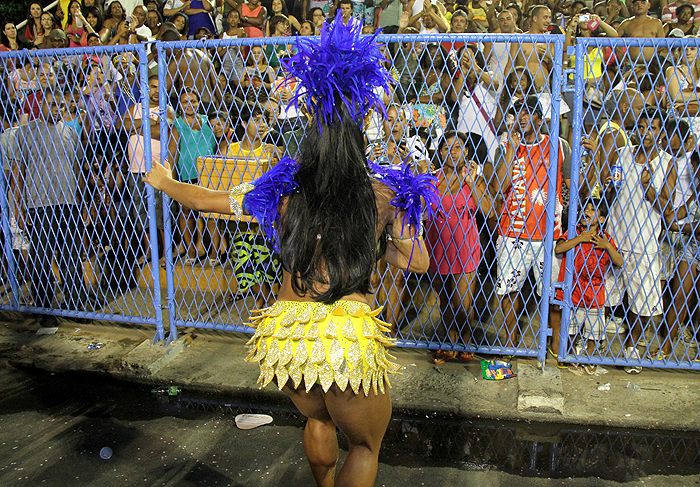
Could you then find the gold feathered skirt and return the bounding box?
[244,300,400,396]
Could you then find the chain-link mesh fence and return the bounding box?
[561,36,700,371]
[0,44,167,341]
[154,34,564,363]
[4,32,700,369]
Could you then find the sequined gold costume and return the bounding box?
[244,300,400,395]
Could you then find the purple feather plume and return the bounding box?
[242,156,299,251]
[280,12,394,127]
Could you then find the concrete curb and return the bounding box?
[1,315,699,432]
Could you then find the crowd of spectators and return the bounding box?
[2,0,700,369]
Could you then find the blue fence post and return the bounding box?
[558,39,587,360]
[537,34,566,367]
[0,140,20,309]
[156,41,179,345]
[137,45,166,344]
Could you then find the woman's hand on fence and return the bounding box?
[143,160,174,191]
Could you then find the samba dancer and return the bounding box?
[143,14,438,487]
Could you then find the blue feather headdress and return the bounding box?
[280,13,394,127]
[242,156,299,251]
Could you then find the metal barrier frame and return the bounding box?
[0,44,168,343]
[157,33,565,361]
[560,36,700,369]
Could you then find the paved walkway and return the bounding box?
[1,312,698,432]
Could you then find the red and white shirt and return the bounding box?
[499,134,565,241]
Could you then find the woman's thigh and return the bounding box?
[323,385,392,450]
[283,382,333,422]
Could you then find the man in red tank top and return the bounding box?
[491,95,570,350]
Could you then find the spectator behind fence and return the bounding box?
[428,131,493,364]
[494,67,535,137]
[505,5,554,91]
[8,91,88,312]
[204,110,234,267]
[79,6,111,44]
[170,12,190,39]
[106,0,144,17]
[24,2,45,46]
[407,2,448,34]
[265,15,293,70]
[104,0,127,31]
[218,9,247,94]
[21,63,57,126]
[132,5,155,38]
[1,21,31,53]
[383,104,430,168]
[483,8,517,91]
[450,43,498,165]
[81,64,116,153]
[65,1,86,48]
[664,40,700,121]
[591,88,645,198]
[239,0,266,37]
[146,9,165,37]
[377,0,403,30]
[298,19,316,35]
[265,0,301,36]
[184,0,216,37]
[593,0,630,22]
[225,104,280,308]
[162,28,222,113]
[411,43,449,150]
[616,0,665,67]
[659,119,699,359]
[173,87,216,263]
[492,95,570,349]
[240,44,274,104]
[163,0,190,18]
[117,75,179,263]
[309,6,326,31]
[662,0,700,24]
[601,109,675,374]
[664,4,698,35]
[552,198,623,375]
[35,13,58,49]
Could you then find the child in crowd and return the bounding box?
[553,198,623,376]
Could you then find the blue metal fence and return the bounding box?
[1,33,698,371]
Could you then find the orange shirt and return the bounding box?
[499,135,564,241]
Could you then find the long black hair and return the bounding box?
[279,103,378,304]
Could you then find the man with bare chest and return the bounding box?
[617,0,665,65]
[161,29,221,114]
[506,5,554,91]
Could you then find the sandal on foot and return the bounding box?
[457,351,475,362]
[569,365,586,376]
[431,350,456,365]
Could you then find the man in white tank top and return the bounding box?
[483,9,516,94]
[659,118,700,360]
[602,110,676,374]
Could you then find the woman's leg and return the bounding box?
[283,383,339,487]
[324,385,392,487]
[453,271,477,345]
[432,272,457,361]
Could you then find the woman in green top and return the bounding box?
[173,87,216,263]
[264,15,292,73]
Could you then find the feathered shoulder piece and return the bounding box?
[242,156,299,250]
[281,12,394,127]
[369,162,439,234]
